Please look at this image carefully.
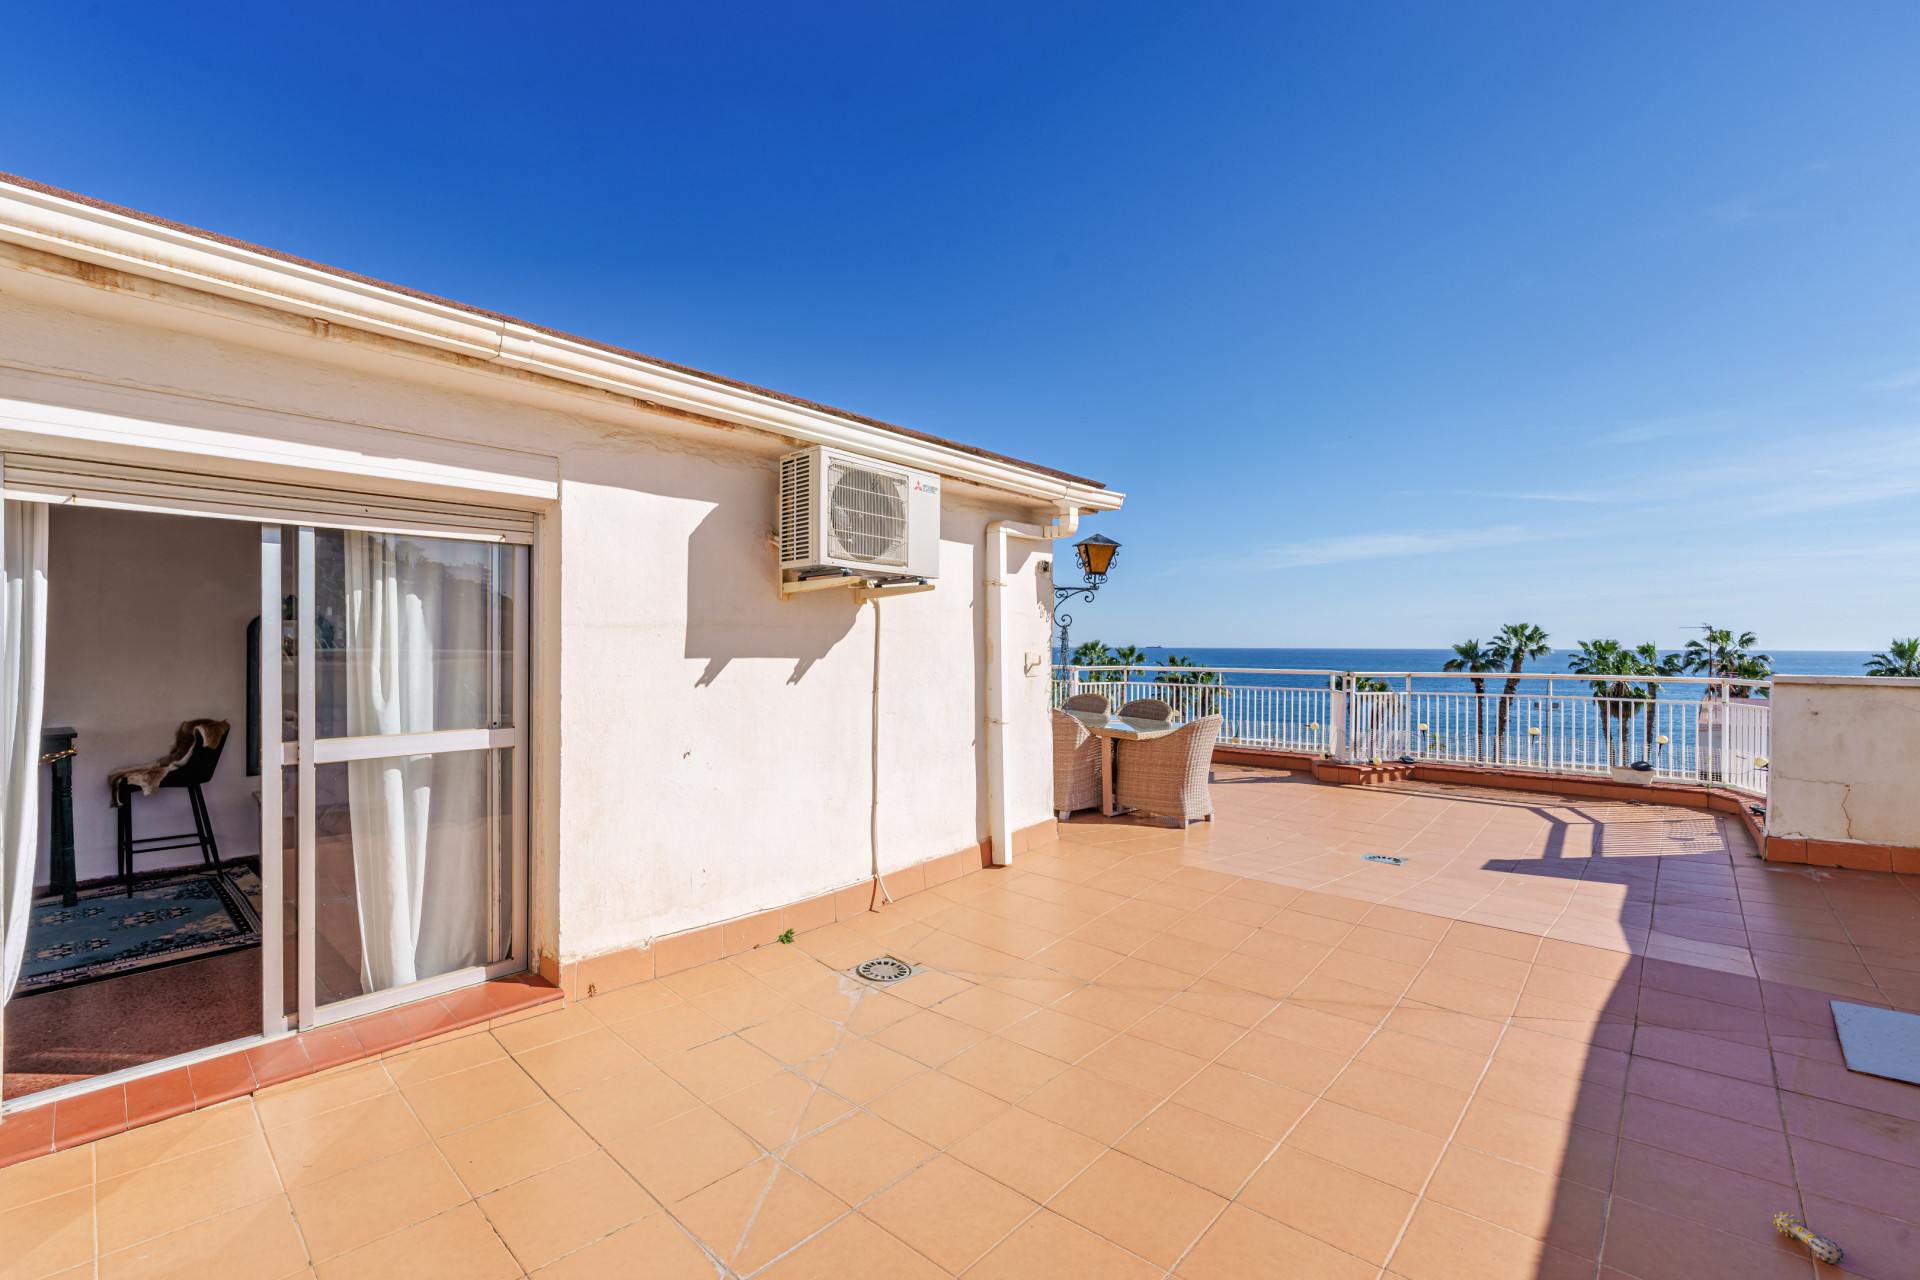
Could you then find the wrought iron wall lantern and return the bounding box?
[1053,533,1122,667]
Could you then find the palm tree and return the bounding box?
[1488,623,1551,759]
[1631,642,1685,762]
[1568,640,1644,765]
[1154,653,1223,715]
[1683,626,1771,698]
[1866,638,1920,678]
[1443,639,1500,760]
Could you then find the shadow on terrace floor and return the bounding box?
[1076,763,1920,1278]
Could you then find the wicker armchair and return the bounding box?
[1118,698,1174,722]
[1115,714,1222,827]
[1052,709,1103,818]
[1062,694,1109,713]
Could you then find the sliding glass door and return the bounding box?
[261,525,527,1033]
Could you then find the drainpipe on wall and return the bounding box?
[984,508,1078,867]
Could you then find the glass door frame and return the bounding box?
[259,524,530,1036]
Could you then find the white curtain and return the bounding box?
[0,501,48,1004]
[343,532,488,993]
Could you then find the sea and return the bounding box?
[1088,647,1879,705]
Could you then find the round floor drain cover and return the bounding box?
[1363,854,1409,866]
[855,957,912,983]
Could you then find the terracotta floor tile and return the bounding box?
[862,1154,1036,1272]
[397,1057,546,1138]
[782,1111,934,1204]
[579,978,684,1024]
[263,1090,428,1190]
[0,1145,91,1216]
[1597,1196,1813,1280]
[740,1007,849,1065]
[1284,1099,1445,1192]
[96,1134,283,1254]
[314,1203,520,1280]
[755,1210,947,1280]
[1215,1030,1350,1095]
[839,987,922,1035]
[551,1063,702,1144]
[1051,984,1164,1031]
[867,1070,1007,1148]
[1020,1066,1161,1145]
[608,1003,732,1060]
[670,1158,844,1272]
[998,1006,1117,1062]
[656,1036,787,1102]
[1079,1033,1210,1096]
[93,1100,259,1181]
[1238,1146,1416,1265]
[1175,1203,1379,1280]
[1388,1198,1567,1280]
[255,1062,395,1131]
[965,1209,1164,1280]
[605,1106,760,1204]
[435,1101,598,1196]
[690,978,799,1031]
[941,1034,1069,1102]
[1171,1063,1314,1140]
[513,1027,647,1096]
[1128,1004,1246,1060]
[870,1009,989,1066]
[1618,1094,1792,1183]
[527,1211,715,1279]
[380,1032,507,1088]
[97,1196,308,1280]
[707,1070,849,1150]
[804,1039,921,1105]
[1257,1000,1379,1055]
[1116,1100,1276,1196]
[1049,1150,1227,1267]
[949,1107,1106,1201]
[287,1141,469,1260]
[1425,1144,1604,1257]
[1323,1060,1473,1138]
[0,1186,94,1279]
[478,1148,656,1270]
[1452,1096,1617,1188]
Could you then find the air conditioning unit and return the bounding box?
[778,446,939,591]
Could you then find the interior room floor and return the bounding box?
[3,948,260,1100]
[2,765,1916,1279]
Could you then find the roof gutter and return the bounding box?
[0,180,1122,513]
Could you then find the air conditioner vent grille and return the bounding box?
[826,462,908,566]
[779,452,812,564]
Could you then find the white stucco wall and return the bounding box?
[36,505,262,884]
[0,252,1067,970]
[1767,675,1920,848]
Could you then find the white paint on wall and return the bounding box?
[37,505,261,885]
[1768,675,1920,849]
[0,256,1070,969]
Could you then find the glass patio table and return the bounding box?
[1064,708,1180,816]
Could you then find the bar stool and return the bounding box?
[116,731,226,894]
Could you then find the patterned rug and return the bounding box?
[15,865,262,996]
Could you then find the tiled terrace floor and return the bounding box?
[5,764,1919,1279]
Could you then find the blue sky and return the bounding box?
[6,3,1917,650]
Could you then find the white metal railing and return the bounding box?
[1054,666,1770,795]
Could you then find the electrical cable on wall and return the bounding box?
[869,596,893,904]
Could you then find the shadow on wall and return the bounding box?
[683,501,859,686]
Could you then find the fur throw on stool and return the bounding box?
[108,719,230,805]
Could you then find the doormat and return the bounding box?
[1832,1001,1920,1086]
[14,865,262,996]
